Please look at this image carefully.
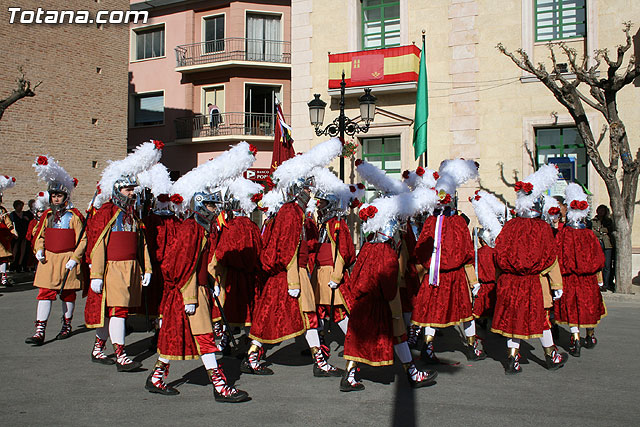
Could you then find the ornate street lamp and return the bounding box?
[308,71,376,180]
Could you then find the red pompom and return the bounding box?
[523,182,533,193]
[368,206,378,215]
[510,208,516,216]
[474,195,481,201]
[468,197,473,202]
[251,193,263,203]
[170,194,184,204]
[3,175,8,179]
[416,167,425,176]
[548,207,560,215]
[474,190,480,195]
[349,185,356,193]
[153,140,165,150]
[351,199,362,209]
[402,170,410,180]
[441,194,452,205]
[97,185,102,195]
[11,177,15,182]
[73,178,79,187]
[38,192,45,197]
[37,156,48,166]
[258,206,268,212]
[433,172,439,180]
[263,176,275,190]
[357,183,365,190]
[358,210,368,221]
[157,194,170,203]
[578,200,588,210]
[355,159,363,167]
[249,144,258,156]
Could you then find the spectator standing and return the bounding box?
[592,205,615,291]
[10,200,33,273]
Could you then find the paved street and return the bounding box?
[1,275,639,427]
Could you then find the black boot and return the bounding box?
[544,345,567,371]
[145,360,179,395]
[25,320,47,345]
[404,362,437,388]
[420,337,439,364]
[91,336,116,365]
[504,348,522,375]
[312,346,343,377]
[465,335,487,361]
[240,344,273,375]
[56,317,73,340]
[569,332,581,357]
[208,368,250,403]
[583,329,597,349]
[113,343,142,372]
[340,361,364,392]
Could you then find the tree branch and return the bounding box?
[0,66,42,121]
[596,124,608,149]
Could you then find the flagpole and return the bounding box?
[422,31,427,168]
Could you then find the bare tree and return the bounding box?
[497,22,640,294]
[0,66,42,121]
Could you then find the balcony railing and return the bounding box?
[175,38,291,68]
[175,112,288,139]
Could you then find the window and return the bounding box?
[244,85,280,135]
[361,0,400,50]
[361,136,401,201]
[246,13,281,62]
[134,25,165,60]
[133,92,164,126]
[536,126,587,186]
[204,15,224,53]
[535,0,586,42]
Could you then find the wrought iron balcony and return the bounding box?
[175,38,291,70]
[175,112,288,140]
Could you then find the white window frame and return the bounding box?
[130,22,166,63]
[130,90,165,128]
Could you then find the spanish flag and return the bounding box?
[328,45,421,89]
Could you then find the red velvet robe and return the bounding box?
[213,215,262,326]
[399,223,421,313]
[554,226,607,327]
[411,214,475,327]
[491,217,557,339]
[343,242,399,366]
[249,202,307,343]
[157,218,211,359]
[473,245,497,319]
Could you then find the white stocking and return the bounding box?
[0,262,6,273]
[424,326,436,338]
[61,301,75,320]
[201,353,219,370]
[507,338,521,349]
[463,320,476,337]
[305,328,321,348]
[337,317,349,335]
[570,326,580,334]
[109,317,126,345]
[36,300,52,322]
[394,342,413,364]
[251,339,262,348]
[158,356,170,364]
[539,329,555,347]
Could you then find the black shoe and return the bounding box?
[569,337,581,357]
[91,354,116,365]
[340,376,365,392]
[25,335,44,346]
[407,370,438,389]
[545,348,568,371]
[505,355,522,375]
[145,374,179,395]
[116,360,142,372]
[583,334,597,349]
[214,388,250,403]
[420,342,440,364]
[239,357,273,375]
[465,339,487,361]
[313,363,344,377]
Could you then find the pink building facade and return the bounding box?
[128,0,291,178]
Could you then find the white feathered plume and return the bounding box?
[33,155,76,196]
[311,167,365,211]
[137,163,173,197]
[356,160,408,195]
[565,182,589,225]
[471,190,507,246]
[435,159,479,201]
[541,194,561,225]
[170,141,257,213]
[33,191,50,212]
[0,175,16,193]
[95,140,164,208]
[260,188,285,216]
[514,164,560,217]
[272,138,342,191]
[226,176,263,215]
[403,167,438,190]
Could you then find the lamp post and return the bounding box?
[308,71,376,180]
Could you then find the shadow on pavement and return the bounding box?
[391,363,417,427]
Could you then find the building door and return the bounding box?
[245,85,280,135]
[246,13,281,61]
[204,15,224,53]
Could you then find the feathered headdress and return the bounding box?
[470,190,508,246]
[402,167,439,190]
[95,140,164,208]
[435,159,479,205]
[33,155,76,197]
[514,164,560,217]
[0,175,16,194]
[170,141,257,213]
[137,163,173,199]
[541,194,561,225]
[565,183,589,225]
[271,138,342,191]
[311,167,365,212]
[33,191,50,212]
[226,176,263,215]
[355,159,408,195]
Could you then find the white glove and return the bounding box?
[472,283,481,297]
[328,280,340,289]
[185,303,196,315]
[91,278,103,294]
[288,288,300,298]
[213,285,221,297]
[65,259,77,270]
[598,282,604,288]
[36,250,46,263]
[553,289,563,300]
[142,272,152,287]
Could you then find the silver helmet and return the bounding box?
[112,174,139,209]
